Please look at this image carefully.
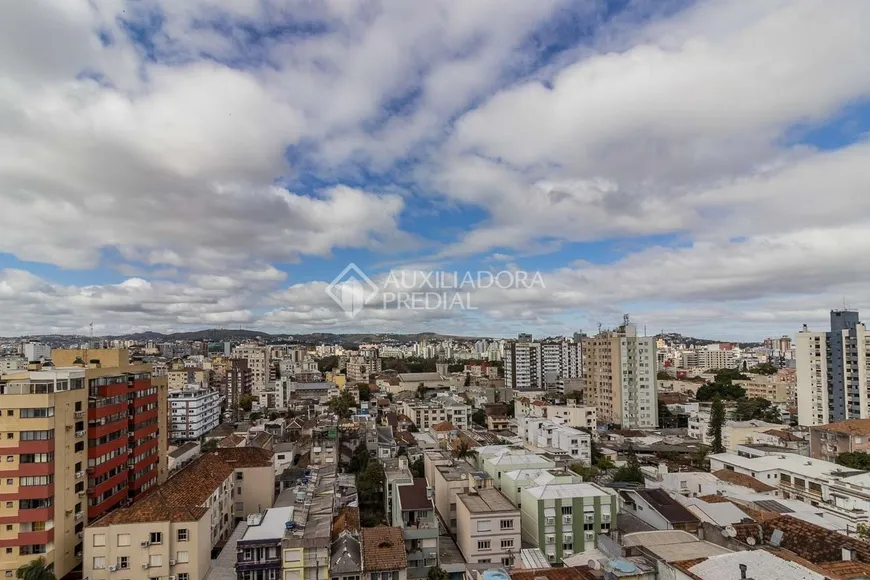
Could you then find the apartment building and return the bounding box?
[504,337,582,390]
[544,405,597,431]
[227,359,253,422]
[581,322,657,429]
[233,346,270,394]
[481,452,556,490]
[455,488,520,567]
[796,310,869,426]
[347,350,381,383]
[519,482,616,564]
[499,469,582,509]
[168,388,221,441]
[235,507,291,580]
[84,454,231,580]
[0,367,87,578]
[688,415,782,452]
[709,452,870,526]
[423,450,493,534]
[211,448,275,522]
[22,342,51,363]
[516,418,591,462]
[0,357,25,373]
[167,368,208,390]
[360,527,408,580]
[401,399,471,431]
[281,466,337,580]
[390,479,438,579]
[809,419,870,462]
[735,369,796,405]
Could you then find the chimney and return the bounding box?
[739,564,747,579]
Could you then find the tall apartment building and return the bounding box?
[168,388,221,441]
[581,322,657,429]
[0,366,88,578]
[22,342,51,363]
[167,368,208,390]
[505,336,581,390]
[52,349,166,520]
[233,346,270,394]
[228,359,253,422]
[796,310,869,426]
[347,349,381,383]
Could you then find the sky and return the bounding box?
[2,0,870,340]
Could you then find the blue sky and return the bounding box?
[2,0,870,339]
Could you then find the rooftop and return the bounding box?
[397,478,433,511]
[632,489,699,525]
[457,488,516,513]
[812,418,870,436]
[712,469,777,492]
[211,447,274,468]
[523,482,611,500]
[686,550,824,580]
[168,441,199,459]
[710,452,859,480]
[398,372,446,382]
[240,507,294,543]
[361,527,407,572]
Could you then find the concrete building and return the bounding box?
[519,482,616,564]
[796,310,868,426]
[168,388,221,441]
[0,367,87,578]
[735,370,796,405]
[455,488,521,566]
[281,466,337,580]
[84,453,235,580]
[423,450,493,535]
[212,448,276,522]
[235,507,292,580]
[516,418,591,463]
[499,469,583,510]
[360,527,408,580]
[809,419,870,462]
[544,405,597,431]
[391,479,438,578]
[401,399,471,431]
[228,359,253,422]
[481,452,556,491]
[582,322,657,429]
[505,337,582,391]
[22,342,51,362]
[167,368,208,390]
[233,346,270,394]
[347,350,381,383]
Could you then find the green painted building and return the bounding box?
[519,482,617,564]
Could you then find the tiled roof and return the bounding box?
[212,447,274,468]
[397,478,433,510]
[812,418,870,436]
[432,421,456,432]
[332,507,360,541]
[510,566,598,580]
[91,453,233,526]
[763,429,802,442]
[760,515,870,564]
[361,527,407,571]
[218,433,245,447]
[697,494,731,503]
[818,560,870,579]
[711,469,777,492]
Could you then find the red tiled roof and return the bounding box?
[812,418,870,436]
[760,515,870,564]
[818,560,870,579]
[711,469,777,492]
[510,567,597,580]
[218,433,245,447]
[211,446,274,468]
[361,527,407,571]
[332,507,360,541]
[432,421,456,432]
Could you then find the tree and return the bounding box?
[250,412,263,421]
[658,401,676,428]
[464,372,471,387]
[317,355,339,373]
[238,394,256,412]
[612,446,644,484]
[570,463,600,482]
[358,384,372,401]
[411,457,425,478]
[407,423,419,433]
[201,438,218,452]
[695,382,746,401]
[358,461,386,507]
[837,452,870,470]
[16,558,55,580]
[656,370,672,380]
[751,362,778,375]
[349,441,370,473]
[692,444,711,469]
[417,383,427,400]
[708,396,726,454]
[733,398,781,424]
[456,440,478,460]
[269,412,280,421]
[428,567,450,580]
[472,409,487,427]
[327,391,356,419]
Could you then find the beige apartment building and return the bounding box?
[211,448,276,521]
[544,405,597,430]
[423,450,493,534]
[167,368,209,390]
[455,489,521,567]
[84,453,232,580]
[735,370,796,405]
[809,419,870,462]
[232,346,270,394]
[0,366,88,579]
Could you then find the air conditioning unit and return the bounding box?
[76,430,85,437]
[169,576,178,580]
[564,515,572,523]
[141,541,150,547]
[76,471,84,479]
[77,531,83,539]
[169,560,176,566]
[142,563,150,569]
[78,491,86,498]
[108,566,117,572]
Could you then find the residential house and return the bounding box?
[619,489,701,533]
[809,419,870,462]
[361,527,408,580]
[392,479,438,578]
[516,418,591,463]
[455,489,521,567]
[423,450,493,534]
[235,508,291,580]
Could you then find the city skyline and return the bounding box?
[2,2,870,339]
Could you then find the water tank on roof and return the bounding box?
[481,570,509,580]
[609,560,637,574]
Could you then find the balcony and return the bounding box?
[17,507,53,522]
[18,529,54,545]
[17,484,55,500]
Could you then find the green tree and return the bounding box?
[358,461,386,508]
[613,446,644,484]
[317,355,339,373]
[708,396,726,454]
[250,411,263,421]
[16,558,55,580]
[238,394,256,412]
[733,398,781,423]
[428,567,450,580]
[695,381,746,401]
[658,402,676,428]
[417,383,427,400]
[201,438,218,452]
[837,452,870,470]
[358,384,372,401]
[269,412,280,421]
[411,457,425,478]
[456,440,478,460]
[327,390,356,419]
[692,444,711,469]
[751,362,778,375]
[472,409,487,427]
[570,463,600,482]
[349,442,370,473]
[407,423,419,433]
[656,370,672,380]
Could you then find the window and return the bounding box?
[561,506,572,515]
[177,529,188,542]
[179,575,189,580]
[150,532,163,544]
[500,519,513,530]
[477,540,490,550]
[176,551,189,564]
[235,502,244,512]
[149,555,162,567]
[93,557,106,570]
[118,556,129,569]
[476,521,491,532]
[236,472,244,481]
[117,534,131,547]
[501,539,513,549]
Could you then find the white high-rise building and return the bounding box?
[168,387,221,440]
[796,310,870,427]
[22,341,51,362]
[233,345,270,393]
[505,336,581,390]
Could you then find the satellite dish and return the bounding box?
[724,525,737,538]
[746,536,756,546]
[588,560,601,570]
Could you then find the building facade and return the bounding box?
[168,388,221,441]
[455,489,520,567]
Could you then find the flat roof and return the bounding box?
[687,549,824,580]
[457,488,516,513]
[241,507,294,542]
[710,452,856,480]
[523,483,610,500]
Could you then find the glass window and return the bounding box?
[117,534,130,547]
[177,529,188,542]
[176,551,189,563]
[93,557,105,570]
[149,555,162,567]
